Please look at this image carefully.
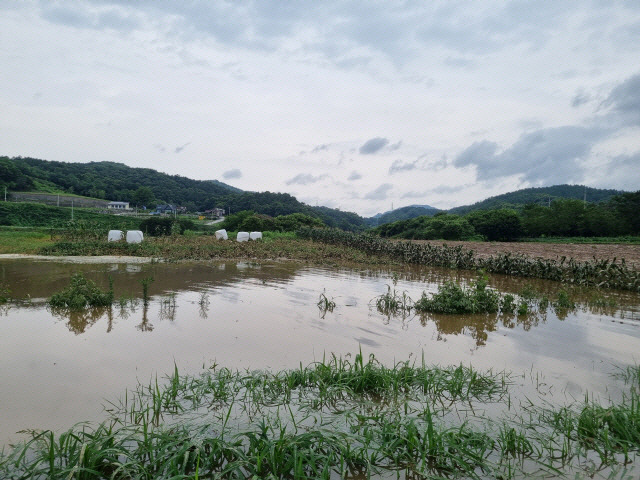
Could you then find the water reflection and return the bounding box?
[49,306,110,335]
[1,259,638,342]
[137,305,153,332]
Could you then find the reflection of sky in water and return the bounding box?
[0,259,639,448]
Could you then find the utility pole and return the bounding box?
[71,200,74,221]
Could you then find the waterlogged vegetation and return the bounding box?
[48,274,114,310]
[1,220,639,480]
[415,277,501,315]
[367,274,600,327]
[317,291,336,318]
[1,354,639,479]
[298,228,640,292]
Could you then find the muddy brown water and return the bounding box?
[1,258,639,448]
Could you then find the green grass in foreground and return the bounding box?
[0,228,53,254]
[1,354,638,479]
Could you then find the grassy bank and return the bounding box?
[1,354,638,479]
[0,227,53,254]
[29,232,397,267]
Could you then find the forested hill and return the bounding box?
[0,156,368,231]
[1,156,240,208]
[448,185,625,215]
[365,205,441,227]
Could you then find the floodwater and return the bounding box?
[0,258,639,448]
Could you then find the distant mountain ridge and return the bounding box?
[364,185,627,227]
[447,185,625,215]
[365,204,441,226]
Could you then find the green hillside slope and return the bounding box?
[448,185,624,215]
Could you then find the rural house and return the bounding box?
[107,201,131,210]
[155,204,177,215]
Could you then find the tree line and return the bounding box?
[373,193,640,241]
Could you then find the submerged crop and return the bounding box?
[298,228,640,292]
[1,353,638,479]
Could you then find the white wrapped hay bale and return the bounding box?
[249,231,262,241]
[108,230,123,242]
[236,231,250,242]
[126,230,144,244]
[215,229,228,240]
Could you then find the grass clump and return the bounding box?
[374,285,413,316]
[415,276,500,314]
[48,273,113,310]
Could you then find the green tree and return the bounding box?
[610,191,640,235]
[466,209,522,241]
[132,186,155,207]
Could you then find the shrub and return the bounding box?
[48,274,113,310]
[415,277,500,314]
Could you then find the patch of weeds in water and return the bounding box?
[197,291,210,318]
[415,276,500,314]
[554,290,575,311]
[588,294,618,309]
[159,293,177,321]
[0,283,10,304]
[516,300,529,316]
[500,294,516,314]
[317,291,336,318]
[140,276,154,306]
[519,283,539,302]
[577,395,640,465]
[48,273,114,309]
[496,423,535,460]
[538,295,549,312]
[118,294,138,309]
[4,354,640,479]
[373,285,413,317]
[614,365,640,391]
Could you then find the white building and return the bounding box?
[107,201,131,210]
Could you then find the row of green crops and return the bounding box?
[297,228,640,292]
[2,354,638,479]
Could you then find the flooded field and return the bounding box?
[1,257,639,461]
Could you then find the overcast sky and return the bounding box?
[1,1,639,216]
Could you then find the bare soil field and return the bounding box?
[413,240,640,270]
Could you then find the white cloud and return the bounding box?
[285,173,329,186]
[0,1,638,217]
